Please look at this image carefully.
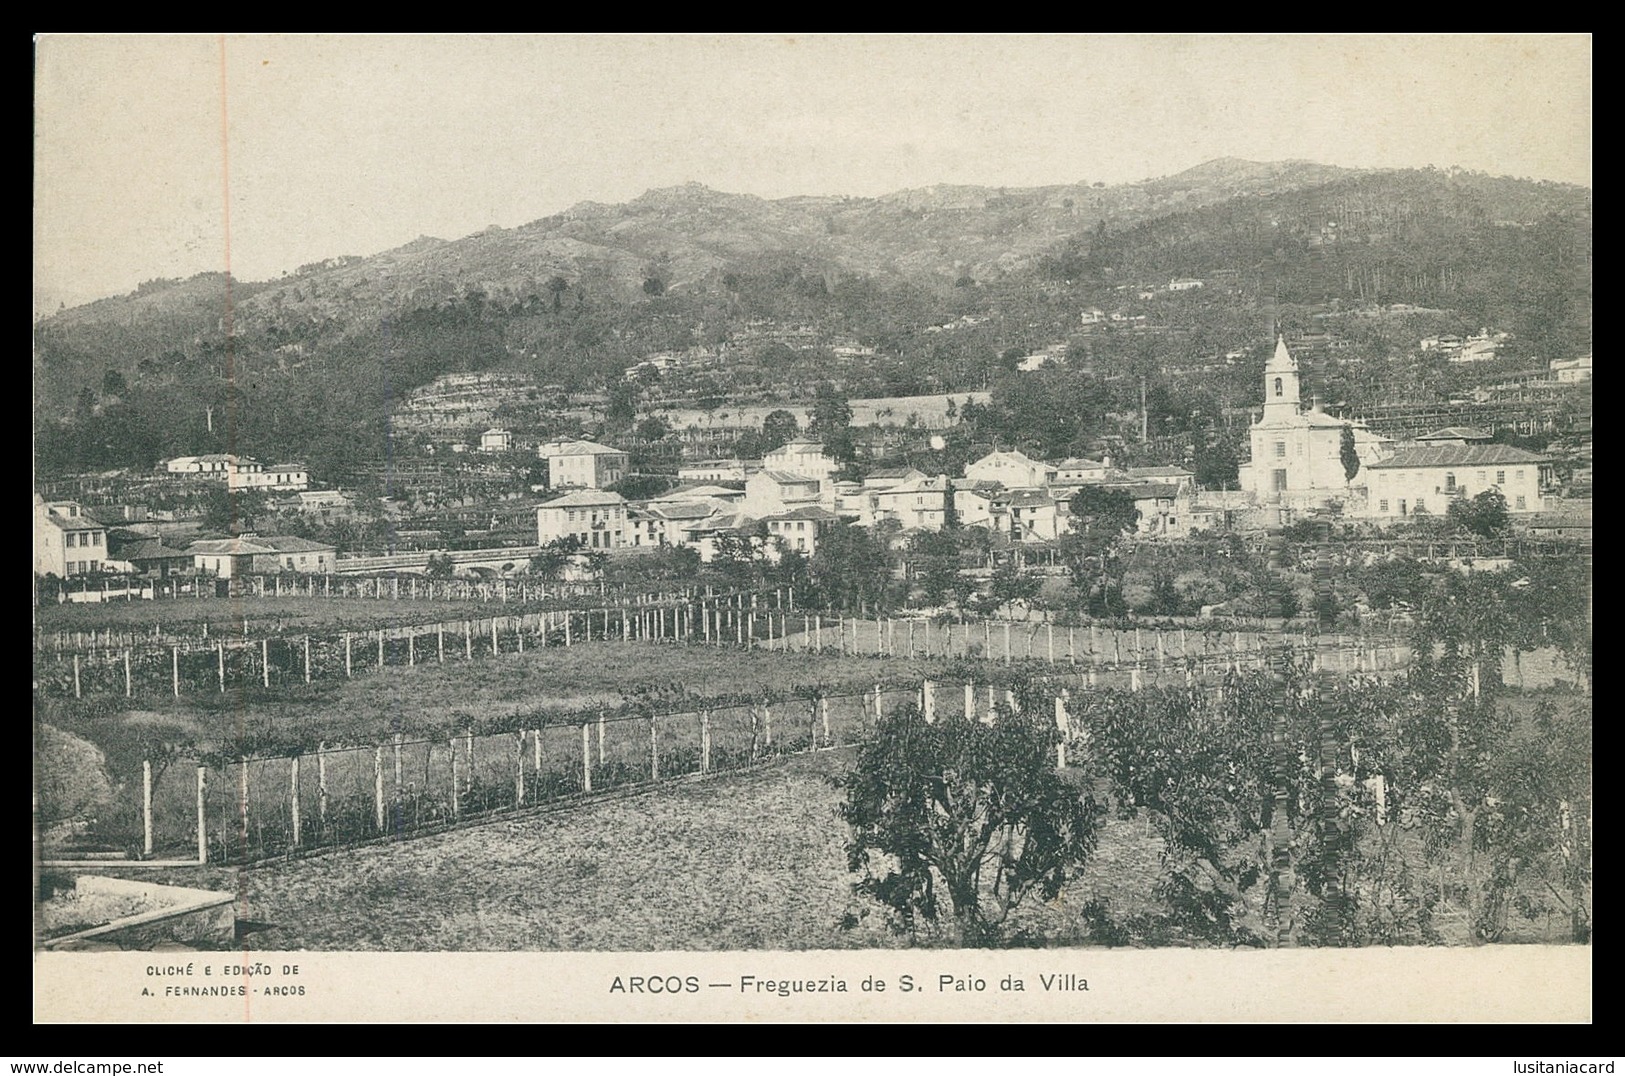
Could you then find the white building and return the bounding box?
[761,506,841,558]
[1361,444,1551,519]
[1551,355,1592,383]
[34,497,108,577]
[743,470,821,518]
[865,476,953,531]
[1241,337,1388,511]
[480,428,514,453]
[539,440,630,489]
[162,454,308,491]
[965,449,1056,490]
[537,491,629,549]
[762,439,840,486]
[1050,457,1110,484]
[677,459,756,483]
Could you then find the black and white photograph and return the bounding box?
[33,34,1591,1023]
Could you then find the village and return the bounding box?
[33,330,1592,601]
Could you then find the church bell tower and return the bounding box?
[1261,335,1301,425]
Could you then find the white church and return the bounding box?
[1238,337,1389,517]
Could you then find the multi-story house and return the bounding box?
[1361,445,1551,519]
[537,491,629,549]
[538,440,630,489]
[34,497,108,577]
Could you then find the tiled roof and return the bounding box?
[1368,444,1548,469]
[256,535,335,553]
[761,506,841,522]
[540,491,628,508]
[112,539,192,561]
[44,510,106,531]
[1417,427,1493,441]
[188,538,277,556]
[542,440,626,456]
[757,469,819,486]
[1120,483,1181,500]
[648,502,717,520]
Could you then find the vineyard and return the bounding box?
[34,559,1591,949]
[75,658,1590,951]
[36,586,1419,702]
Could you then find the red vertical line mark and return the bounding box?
[218,35,252,1025]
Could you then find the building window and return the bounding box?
[1516,496,1527,510]
[1477,471,1486,483]
[91,533,101,546]
[1415,498,1426,512]
[1274,441,1287,458]
[1274,377,1283,397]
[1516,469,1525,480]
[1496,471,1506,485]
[65,533,76,548]
[1445,473,1456,491]
[1379,499,1389,513]
[88,560,99,572]
[1398,499,1408,516]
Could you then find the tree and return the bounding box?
[907,530,965,608]
[836,683,1102,946]
[1447,488,1509,538]
[635,416,669,443]
[101,368,127,396]
[710,528,768,588]
[1062,486,1139,612]
[200,487,268,534]
[810,382,856,463]
[761,409,800,453]
[605,381,637,431]
[424,553,456,579]
[809,522,894,611]
[1068,485,1139,546]
[530,535,584,580]
[608,474,673,501]
[970,554,1039,617]
[1340,425,1361,484]
[546,275,569,313]
[1194,436,1240,489]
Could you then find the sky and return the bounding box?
[33,33,1592,314]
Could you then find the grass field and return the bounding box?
[124,750,1163,951]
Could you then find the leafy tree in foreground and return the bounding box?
[836,686,1102,947]
[529,535,584,580]
[1446,487,1509,539]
